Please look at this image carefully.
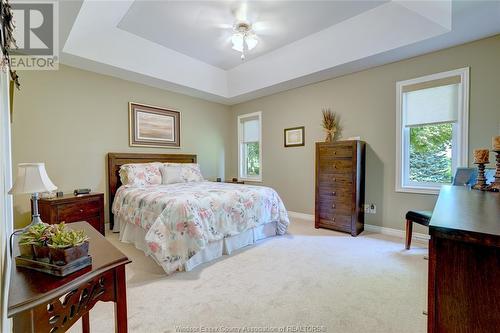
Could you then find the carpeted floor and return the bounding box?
[69,218,428,333]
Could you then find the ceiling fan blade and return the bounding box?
[232,2,249,22]
[252,21,278,36]
[214,23,234,30]
[194,3,233,29]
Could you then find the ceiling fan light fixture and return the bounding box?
[231,33,244,52]
[231,21,258,60]
[245,35,258,51]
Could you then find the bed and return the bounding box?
[107,153,290,274]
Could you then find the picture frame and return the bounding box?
[129,102,180,148]
[284,126,305,147]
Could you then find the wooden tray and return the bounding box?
[15,255,92,277]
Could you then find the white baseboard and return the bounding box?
[287,211,430,242]
[364,224,429,242]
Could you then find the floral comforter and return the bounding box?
[112,181,289,273]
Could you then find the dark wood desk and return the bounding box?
[428,186,500,333]
[8,222,131,333]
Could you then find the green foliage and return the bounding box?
[48,224,89,249]
[246,142,260,176]
[409,123,452,183]
[19,223,50,246]
[19,222,89,249]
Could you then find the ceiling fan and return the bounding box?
[231,21,258,61]
[196,2,275,61]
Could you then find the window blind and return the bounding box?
[403,77,461,127]
[242,117,259,143]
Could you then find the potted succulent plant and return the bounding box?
[18,223,51,262]
[48,226,89,266]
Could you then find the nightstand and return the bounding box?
[225,180,245,184]
[33,193,105,235]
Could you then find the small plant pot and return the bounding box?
[18,244,34,259]
[49,242,89,266]
[33,245,50,263]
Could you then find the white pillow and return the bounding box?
[161,165,182,184]
[161,163,204,184]
[119,162,162,186]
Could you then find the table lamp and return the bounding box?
[8,163,57,227]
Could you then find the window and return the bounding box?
[396,68,469,194]
[238,111,262,181]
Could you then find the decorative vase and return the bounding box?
[325,129,336,142]
[49,241,89,266]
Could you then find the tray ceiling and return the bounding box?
[59,0,500,105]
[117,0,387,70]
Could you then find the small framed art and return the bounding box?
[284,126,305,147]
[129,102,180,148]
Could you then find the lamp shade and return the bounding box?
[8,163,57,195]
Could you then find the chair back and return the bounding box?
[452,167,478,186]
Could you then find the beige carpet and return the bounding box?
[69,218,428,333]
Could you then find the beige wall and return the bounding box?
[12,65,231,228]
[229,35,500,232]
[12,36,500,231]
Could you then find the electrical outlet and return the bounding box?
[370,203,377,214]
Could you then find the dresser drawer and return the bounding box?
[317,214,352,230]
[317,201,352,215]
[318,159,352,173]
[318,145,353,158]
[318,174,353,188]
[57,199,101,222]
[317,188,352,202]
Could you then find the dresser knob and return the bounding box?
[79,209,84,213]
[332,177,337,182]
[332,217,336,222]
[332,191,336,196]
[332,204,336,208]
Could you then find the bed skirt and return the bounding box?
[117,218,278,273]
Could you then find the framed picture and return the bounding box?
[129,102,180,148]
[284,126,305,147]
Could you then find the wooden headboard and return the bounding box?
[107,152,197,229]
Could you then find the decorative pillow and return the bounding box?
[160,165,183,185]
[119,162,162,187]
[162,163,204,183]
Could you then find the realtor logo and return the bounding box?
[10,0,58,70]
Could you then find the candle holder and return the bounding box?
[486,150,500,192]
[472,162,487,191]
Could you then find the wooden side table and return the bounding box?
[224,180,245,184]
[8,222,131,333]
[35,193,105,235]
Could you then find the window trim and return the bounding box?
[237,111,262,182]
[395,67,469,195]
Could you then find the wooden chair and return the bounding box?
[405,167,477,249]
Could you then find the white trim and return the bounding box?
[237,111,262,182]
[395,67,469,194]
[287,211,429,242]
[0,69,13,332]
[364,224,430,242]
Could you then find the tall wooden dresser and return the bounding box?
[315,140,366,236]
